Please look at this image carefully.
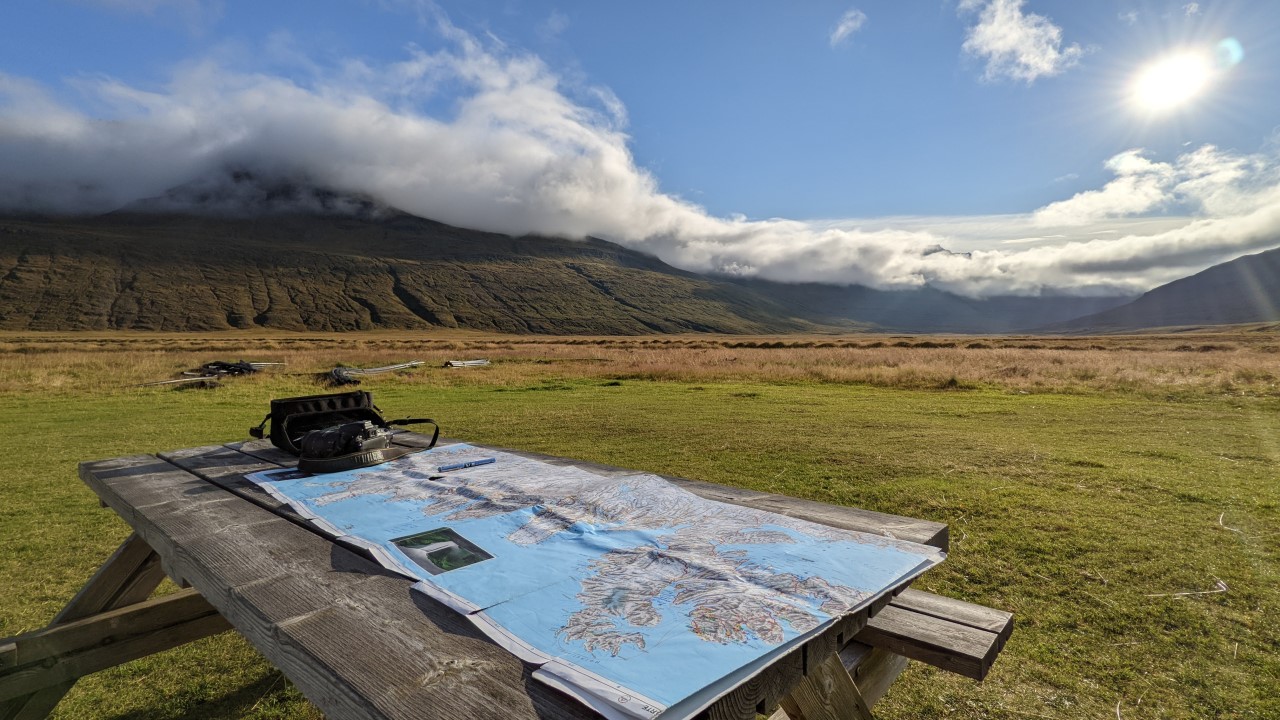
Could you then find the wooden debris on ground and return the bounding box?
[327,360,425,386]
[138,360,282,389]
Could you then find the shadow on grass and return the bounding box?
[103,670,293,720]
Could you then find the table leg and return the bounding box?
[0,533,168,720]
[776,653,875,720]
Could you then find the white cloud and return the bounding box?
[2,26,1280,299]
[537,10,570,42]
[958,0,1082,83]
[1118,10,1139,25]
[1034,151,1175,225]
[1034,146,1278,227]
[1184,3,1201,17]
[829,8,868,47]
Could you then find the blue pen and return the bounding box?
[437,457,497,472]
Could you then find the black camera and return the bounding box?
[299,420,394,458]
[296,420,410,474]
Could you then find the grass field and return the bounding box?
[1,331,1277,719]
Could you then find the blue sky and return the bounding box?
[2,0,1279,296]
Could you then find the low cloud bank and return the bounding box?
[1,33,1279,298]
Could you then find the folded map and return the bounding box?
[248,443,944,719]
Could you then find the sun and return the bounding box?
[1130,50,1214,113]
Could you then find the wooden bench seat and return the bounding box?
[762,592,1012,719]
[860,588,1012,681]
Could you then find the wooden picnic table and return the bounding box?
[0,432,1013,720]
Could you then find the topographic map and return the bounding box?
[248,443,944,719]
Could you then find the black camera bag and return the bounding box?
[249,391,438,455]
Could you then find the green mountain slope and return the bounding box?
[1041,246,1280,332]
[0,211,823,334]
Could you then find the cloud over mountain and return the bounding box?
[1,23,1279,298]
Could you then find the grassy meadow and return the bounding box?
[0,330,1277,719]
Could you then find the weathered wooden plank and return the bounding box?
[767,644,909,720]
[0,589,229,702]
[271,575,573,720]
[705,613,866,720]
[159,444,312,525]
[5,588,218,668]
[165,443,284,473]
[158,444,276,478]
[162,445,401,574]
[705,647,804,720]
[56,532,167,622]
[80,454,597,720]
[0,610,227,706]
[82,466,249,550]
[773,588,1011,718]
[744,611,874,720]
[777,653,873,720]
[839,644,909,708]
[661,476,777,506]
[855,604,1001,680]
[891,588,1013,639]
[224,438,299,467]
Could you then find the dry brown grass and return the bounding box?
[1,329,1277,397]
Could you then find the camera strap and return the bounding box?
[385,418,440,450]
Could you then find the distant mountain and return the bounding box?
[736,279,1133,333]
[0,172,1157,334]
[0,211,827,334]
[1041,247,1280,332]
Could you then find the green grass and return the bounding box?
[1,372,1277,719]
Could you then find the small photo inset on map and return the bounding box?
[392,527,493,575]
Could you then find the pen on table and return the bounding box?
[436,457,497,472]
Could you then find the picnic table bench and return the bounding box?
[1,432,1012,720]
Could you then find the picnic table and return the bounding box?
[1,432,1013,720]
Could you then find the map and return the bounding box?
[248,443,944,719]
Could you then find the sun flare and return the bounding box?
[1131,50,1214,113]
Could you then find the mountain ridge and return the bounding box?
[9,173,1271,335]
[731,278,1133,333]
[0,206,1145,334]
[0,210,825,334]
[1040,246,1280,333]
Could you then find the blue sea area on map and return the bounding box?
[481,572,808,706]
